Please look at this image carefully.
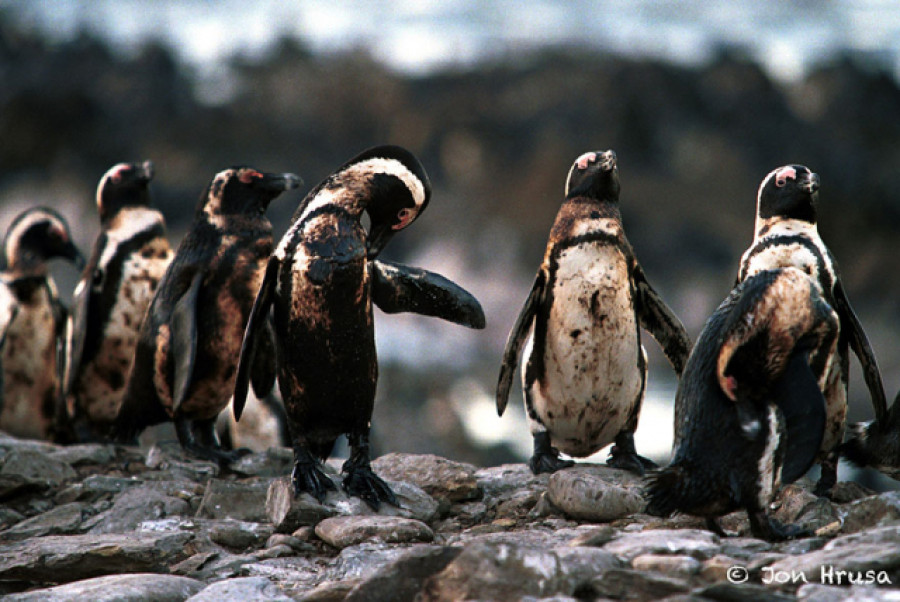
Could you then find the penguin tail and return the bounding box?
[644,464,688,517]
[840,421,878,468]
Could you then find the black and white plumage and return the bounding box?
[736,164,886,496]
[62,161,173,443]
[842,391,900,481]
[113,167,302,463]
[496,150,692,475]
[234,145,485,509]
[646,267,839,541]
[0,207,83,440]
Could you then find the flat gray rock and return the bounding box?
[187,576,293,601]
[196,478,270,522]
[0,450,77,488]
[0,501,84,540]
[840,491,900,534]
[315,515,434,548]
[0,532,192,583]
[84,485,191,534]
[4,573,204,601]
[344,545,461,602]
[372,453,480,503]
[208,518,274,550]
[48,444,116,467]
[602,528,722,561]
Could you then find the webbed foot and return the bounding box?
[748,511,810,541]
[292,459,337,502]
[343,431,398,510]
[529,431,574,474]
[606,445,657,476]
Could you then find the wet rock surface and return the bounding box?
[1,434,899,600]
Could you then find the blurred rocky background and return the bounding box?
[0,2,899,487]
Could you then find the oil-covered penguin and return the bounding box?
[62,161,173,443]
[646,267,839,540]
[496,150,691,475]
[233,145,485,509]
[0,207,83,439]
[113,167,302,463]
[737,165,886,496]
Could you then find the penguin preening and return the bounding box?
[0,207,84,440]
[737,164,886,496]
[113,166,302,463]
[496,150,692,475]
[842,392,900,480]
[62,161,173,443]
[233,145,485,509]
[646,267,839,541]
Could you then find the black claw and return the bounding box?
[529,431,574,475]
[607,445,657,476]
[342,466,399,510]
[292,460,336,502]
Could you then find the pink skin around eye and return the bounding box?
[392,208,416,230]
[239,170,263,184]
[575,152,597,170]
[111,165,129,184]
[722,374,738,400]
[774,166,797,187]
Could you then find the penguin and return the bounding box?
[736,164,886,496]
[113,167,302,463]
[496,150,692,475]
[0,207,84,440]
[645,267,839,541]
[841,391,900,480]
[61,161,173,443]
[233,145,485,509]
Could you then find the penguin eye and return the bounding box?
[392,207,415,231]
[775,177,788,188]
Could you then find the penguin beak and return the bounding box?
[259,172,304,193]
[366,223,394,260]
[64,241,86,271]
[801,172,820,194]
[599,150,617,171]
[139,160,155,182]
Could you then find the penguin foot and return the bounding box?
[181,441,243,466]
[292,460,337,502]
[529,431,574,474]
[748,512,810,541]
[705,518,731,538]
[342,466,398,510]
[814,456,838,498]
[528,451,575,474]
[606,446,657,476]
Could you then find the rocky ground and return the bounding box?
[1,432,899,601]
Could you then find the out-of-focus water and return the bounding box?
[6,0,900,82]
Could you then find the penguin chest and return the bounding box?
[81,241,172,422]
[0,286,57,438]
[278,236,375,432]
[528,242,643,456]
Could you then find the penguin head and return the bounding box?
[564,150,620,201]
[3,207,84,271]
[331,145,431,259]
[97,161,155,224]
[756,165,820,224]
[200,167,303,218]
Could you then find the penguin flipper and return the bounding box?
[171,270,204,414]
[632,264,692,375]
[772,350,827,483]
[249,317,276,399]
[496,270,544,416]
[234,256,278,421]
[370,260,486,329]
[63,279,90,395]
[833,279,887,421]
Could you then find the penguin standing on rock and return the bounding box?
[736,165,886,496]
[233,145,485,509]
[496,150,692,475]
[0,207,84,440]
[113,167,302,463]
[62,161,173,443]
[646,267,839,541]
